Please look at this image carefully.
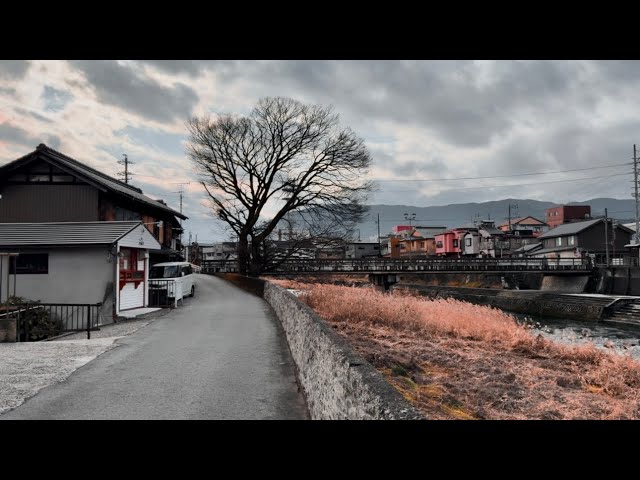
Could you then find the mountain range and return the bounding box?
[354,198,636,241]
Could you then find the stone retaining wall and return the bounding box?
[262,282,423,419]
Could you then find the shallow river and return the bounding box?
[512,312,640,360]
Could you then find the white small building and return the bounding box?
[0,221,161,322]
[345,242,380,259]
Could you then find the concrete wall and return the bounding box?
[591,267,640,295]
[394,272,514,289]
[394,284,608,321]
[262,282,423,419]
[540,275,589,293]
[0,247,114,306]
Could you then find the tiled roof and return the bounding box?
[0,221,141,247]
[537,218,629,239]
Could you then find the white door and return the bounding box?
[120,282,144,310]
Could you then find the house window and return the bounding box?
[556,237,562,247]
[357,246,365,250]
[453,239,459,248]
[52,175,75,182]
[115,207,142,222]
[9,253,48,274]
[568,235,575,245]
[465,238,472,247]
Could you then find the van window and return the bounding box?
[150,265,179,278]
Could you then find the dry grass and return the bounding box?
[286,282,640,420]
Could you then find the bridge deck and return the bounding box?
[201,258,592,275]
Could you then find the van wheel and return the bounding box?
[190,286,195,297]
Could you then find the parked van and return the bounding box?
[149,261,196,301]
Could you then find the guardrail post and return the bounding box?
[25,304,29,342]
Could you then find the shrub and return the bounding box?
[1,296,64,341]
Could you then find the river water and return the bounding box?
[512,313,640,360]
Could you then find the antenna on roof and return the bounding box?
[117,154,135,184]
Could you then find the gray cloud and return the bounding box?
[143,60,212,77]
[14,107,53,123]
[0,122,59,150]
[69,60,199,122]
[41,85,74,112]
[198,60,579,148]
[0,123,33,146]
[3,60,640,242]
[0,60,31,79]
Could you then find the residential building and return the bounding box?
[435,226,476,257]
[533,218,632,262]
[345,242,380,259]
[0,144,187,264]
[202,242,238,261]
[399,234,436,257]
[0,221,161,319]
[545,205,591,229]
[315,245,345,260]
[463,230,481,256]
[380,236,401,258]
[497,216,548,236]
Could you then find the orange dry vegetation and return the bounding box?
[290,283,640,420]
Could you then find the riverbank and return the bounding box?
[269,279,640,419]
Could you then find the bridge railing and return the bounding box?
[256,257,592,273]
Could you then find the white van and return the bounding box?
[149,261,196,302]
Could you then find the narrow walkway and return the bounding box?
[1,275,308,419]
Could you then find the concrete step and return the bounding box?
[603,317,640,327]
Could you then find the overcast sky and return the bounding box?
[1,60,638,242]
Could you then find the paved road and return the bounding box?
[2,275,309,419]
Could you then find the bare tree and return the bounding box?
[187,97,373,276]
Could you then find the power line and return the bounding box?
[374,162,631,183]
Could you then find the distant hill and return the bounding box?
[355,198,636,241]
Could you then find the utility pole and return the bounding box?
[376,212,381,257]
[171,182,191,258]
[117,154,135,184]
[508,203,518,232]
[605,207,609,267]
[634,144,639,244]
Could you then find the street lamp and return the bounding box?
[404,212,416,230]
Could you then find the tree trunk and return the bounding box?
[249,239,263,277]
[237,235,250,276]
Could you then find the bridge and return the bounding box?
[201,257,593,275]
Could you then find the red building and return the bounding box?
[545,205,591,229]
[434,228,470,257]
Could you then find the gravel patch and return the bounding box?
[0,311,166,416]
[0,342,116,415]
